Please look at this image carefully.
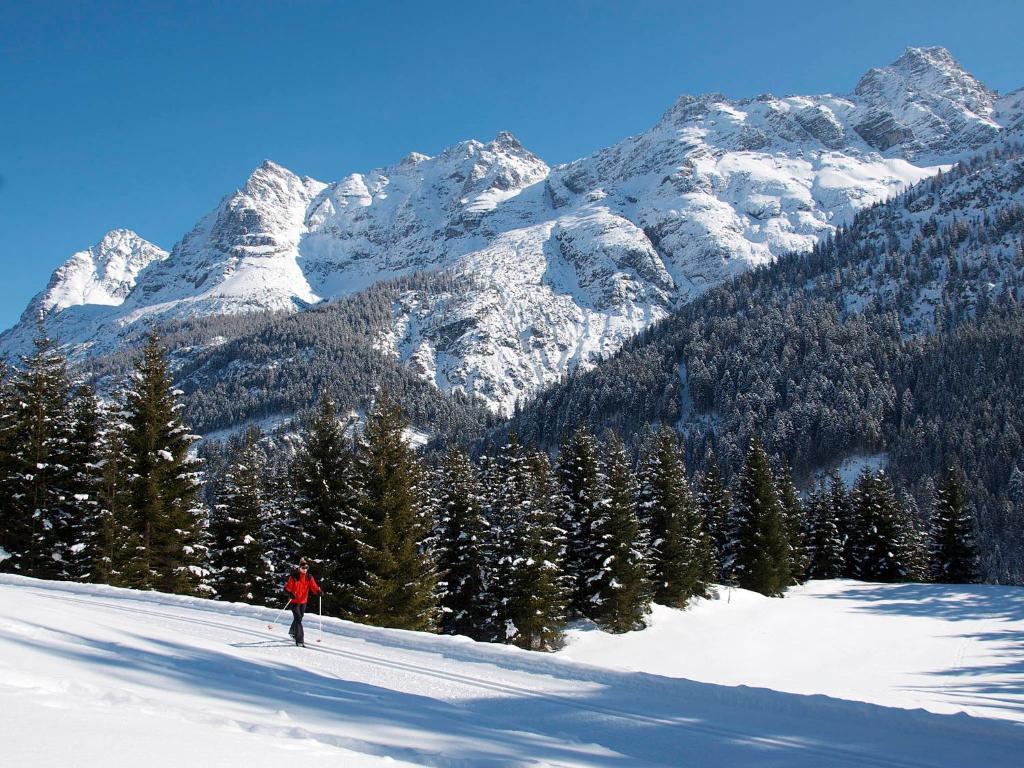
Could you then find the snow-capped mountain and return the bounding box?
[4,47,1021,415]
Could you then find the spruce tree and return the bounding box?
[91,399,139,587]
[121,334,208,594]
[0,362,15,571]
[556,427,605,616]
[854,470,918,583]
[209,428,273,604]
[290,397,362,617]
[698,453,732,582]
[778,462,808,584]
[588,433,652,632]
[829,471,858,578]
[638,426,714,606]
[65,385,105,581]
[733,437,790,597]
[434,446,490,638]
[929,466,980,583]
[487,438,569,649]
[352,394,437,630]
[805,483,845,579]
[3,331,74,578]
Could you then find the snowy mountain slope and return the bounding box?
[2,576,1023,767]
[4,47,1022,415]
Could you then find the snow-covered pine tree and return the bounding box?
[899,489,931,582]
[488,438,569,650]
[929,466,980,583]
[556,427,605,617]
[121,334,208,595]
[588,433,652,632]
[290,397,362,617]
[2,330,74,578]
[90,398,140,587]
[433,446,490,639]
[733,437,790,597]
[209,428,273,604]
[520,449,570,649]
[805,483,845,579]
[0,361,19,572]
[854,470,917,583]
[829,470,859,578]
[698,452,732,582]
[778,461,808,584]
[638,425,714,606]
[352,393,437,631]
[64,384,105,582]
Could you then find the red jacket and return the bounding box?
[285,571,320,605]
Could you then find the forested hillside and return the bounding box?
[502,146,1024,581]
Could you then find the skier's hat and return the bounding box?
[298,557,309,567]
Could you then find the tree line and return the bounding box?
[0,332,981,652]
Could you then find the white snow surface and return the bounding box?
[4,47,1023,416]
[1,576,1023,766]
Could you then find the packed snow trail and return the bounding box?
[1,576,1022,767]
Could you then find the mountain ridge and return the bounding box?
[4,46,1020,415]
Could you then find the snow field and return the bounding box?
[1,576,1022,766]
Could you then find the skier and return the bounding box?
[284,557,320,646]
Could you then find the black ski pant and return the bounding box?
[289,602,306,644]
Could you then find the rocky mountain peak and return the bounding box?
[33,229,167,317]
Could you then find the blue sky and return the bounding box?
[2,0,1022,331]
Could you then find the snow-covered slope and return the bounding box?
[560,579,1024,723]
[2,576,1023,767]
[4,47,1022,415]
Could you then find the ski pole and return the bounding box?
[318,593,323,643]
[267,599,292,631]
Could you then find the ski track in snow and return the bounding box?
[1,576,1023,766]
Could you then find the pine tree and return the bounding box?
[588,433,652,632]
[2,330,74,578]
[290,397,362,617]
[487,438,570,649]
[698,452,732,582]
[0,361,19,572]
[805,483,845,579]
[121,334,208,595]
[929,466,980,583]
[209,428,273,604]
[733,437,790,597]
[556,427,605,617]
[854,470,918,583]
[778,462,808,584]
[829,471,859,578]
[434,446,490,639]
[64,385,105,581]
[638,425,714,606]
[91,399,139,587]
[352,393,437,630]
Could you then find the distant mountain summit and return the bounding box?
[4,47,1021,415]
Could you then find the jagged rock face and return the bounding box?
[3,47,1021,418]
[851,47,999,159]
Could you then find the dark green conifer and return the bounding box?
[434,446,490,638]
[291,397,362,617]
[638,426,714,606]
[3,330,73,578]
[209,428,273,604]
[806,483,845,579]
[733,437,790,597]
[121,334,208,594]
[929,466,980,583]
[778,461,808,583]
[556,427,604,617]
[352,394,437,630]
